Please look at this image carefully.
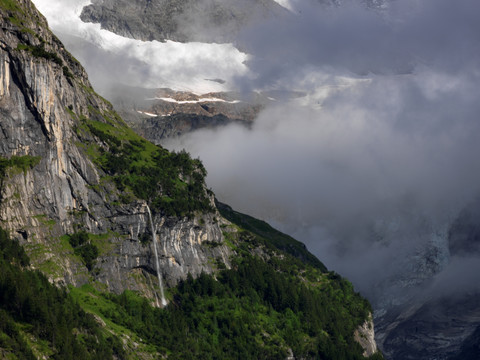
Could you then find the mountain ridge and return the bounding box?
[0,0,381,358]
[80,0,289,44]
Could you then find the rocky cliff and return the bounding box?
[111,86,269,140]
[0,1,381,358]
[80,0,288,43]
[355,314,378,358]
[0,0,232,300]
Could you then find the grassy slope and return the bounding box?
[216,200,327,270]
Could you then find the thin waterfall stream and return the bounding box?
[146,205,167,306]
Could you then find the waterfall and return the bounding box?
[146,205,167,306]
[146,269,161,308]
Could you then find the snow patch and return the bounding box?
[148,97,241,104]
[137,111,158,117]
[271,0,294,11]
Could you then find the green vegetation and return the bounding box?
[69,254,374,360]
[76,114,214,217]
[0,0,39,36]
[0,155,41,203]
[0,228,125,360]
[0,0,22,12]
[32,214,56,228]
[63,65,74,78]
[217,201,327,270]
[65,210,376,359]
[66,231,99,271]
[0,155,41,176]
[17,43,63,65]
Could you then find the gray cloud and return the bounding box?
[235,0,480,90]
[34,0,480,302]
[165,0,480,300]
[165,68,480,295]
[428,256,480,298]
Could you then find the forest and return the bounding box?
[0,227,125,359]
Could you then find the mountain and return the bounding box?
[373,200,480,359]
[110,86,269,140]
[74,0,480,359]
[109,85,307,141]
[377,293,480,360]
[0,0,381,358]
[80,0,288,43]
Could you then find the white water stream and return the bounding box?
[146,205,167,306]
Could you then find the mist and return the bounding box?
[30,0,480,304]
[165,67,480,298]
[31,0,249,95]
[164,0,480,301]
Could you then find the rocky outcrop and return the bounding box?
[115,88,268,141]
[355,313,378,357]
[0,0,232,300]
[80,0,288,43]
[377,294,480,360]
[1,3,381,358]
[95,204,232,294]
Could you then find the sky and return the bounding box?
[31,0,480,307]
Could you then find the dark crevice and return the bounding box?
[134,265,156,276]
[7,51,51,141]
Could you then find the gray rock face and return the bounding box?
[111,87,268,141]
[450,324,480,360]
[373,205,480,359]
[95,204,232,295]
[80,0,288,43]
[377,294,480,360]
[0,0,232,300]
[354,313,378,357]
[0,4,382,358]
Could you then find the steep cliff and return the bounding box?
[0,1,381,358]
[0,0,232,298]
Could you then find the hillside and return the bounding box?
[0,0,381,358]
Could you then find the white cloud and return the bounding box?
[31,0,249,94]
[32,0,480,303]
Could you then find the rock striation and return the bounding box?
[0,1,381,358]
[80,0,288,43]
[0,0,231,300]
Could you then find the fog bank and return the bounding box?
[165,0,480,300]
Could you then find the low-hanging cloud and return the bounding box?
[235,0,480,90]
[31,0,480,304]
[165,68,480,295]
[31,0,249,95]
[165,0,480,301]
